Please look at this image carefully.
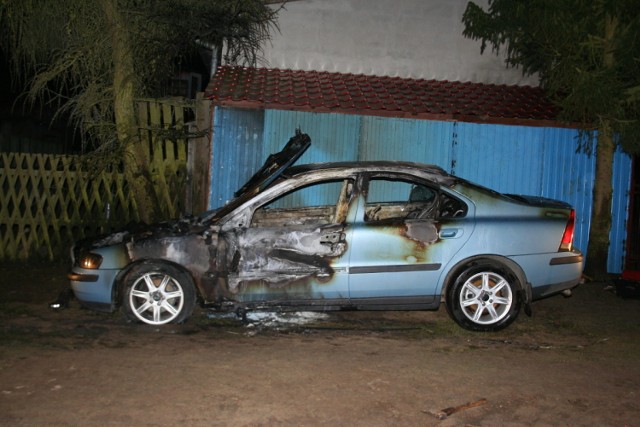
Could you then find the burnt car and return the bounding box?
[68,131,583,331]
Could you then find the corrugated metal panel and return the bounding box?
[263,109,360,164]
[209,107,265,208]
[261,110,361,208]
[359,116,453,168]
[610,147,633,272]
[453,122,545,196]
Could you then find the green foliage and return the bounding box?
[462,0,640,154]
[0,0,280,156]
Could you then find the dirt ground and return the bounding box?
[0,263,639,427]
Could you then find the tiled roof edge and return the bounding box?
[206,66,577,128]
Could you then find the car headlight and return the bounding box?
[78,253,103,269]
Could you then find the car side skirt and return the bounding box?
[349,295,439,310]
[218,295,440,312]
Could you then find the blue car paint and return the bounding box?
[347,192,476,299]
[69,244,130,309]
[69,266,119,307]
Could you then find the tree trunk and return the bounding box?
[102,0,159,224]
[585,120,614,278]
[585,14,618,278]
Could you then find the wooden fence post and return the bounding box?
[190,93,212,215]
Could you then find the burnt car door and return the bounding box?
[347,173,473,306]
[223,176,357,305]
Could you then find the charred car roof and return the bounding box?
[285,161,453,182]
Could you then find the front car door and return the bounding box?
[347,173,473,307]
[223,176,357,305]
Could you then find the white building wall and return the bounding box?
[259,0,538,86]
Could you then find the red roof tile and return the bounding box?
[206,66,565,127]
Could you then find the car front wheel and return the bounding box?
[122,263,196,325]
[446,261,521,331]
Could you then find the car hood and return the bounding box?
[233,130,311,197]
[78,214,212,250]
[77,131,311,251]
[198,130,311,223]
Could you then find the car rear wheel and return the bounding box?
[446,261,521,331]
[122,263,196,325]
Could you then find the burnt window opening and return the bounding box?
[364,176,467,222]
[438,193,468,219]
[250,178,355,228]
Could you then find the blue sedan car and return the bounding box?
[68,131,583,331]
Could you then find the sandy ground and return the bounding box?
[0,263,639,426]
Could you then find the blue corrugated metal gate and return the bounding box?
[209,107,632,273]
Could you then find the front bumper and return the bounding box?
[68,241,130,310]
[68,267,121,310]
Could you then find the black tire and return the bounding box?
[122,262,196,325]
[446,261,521,331]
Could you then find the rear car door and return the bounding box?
[347,173,473,305]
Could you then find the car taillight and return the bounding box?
[559,209,575,251]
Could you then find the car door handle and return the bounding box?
[320,232,344,245]
[439,228,461,239]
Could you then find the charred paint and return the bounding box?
[127,234,212,294]
[234,274,332,294]
[352,224,421,264]
[403,222,439,247]
[222,224,349,297]
[268,249,335,277]
[225,244,350,303]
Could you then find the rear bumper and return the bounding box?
[531,276,583,300]
[549,253,583,265]
[511,250,583,300]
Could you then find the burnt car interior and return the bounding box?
[251,179,355,227]
[250,172,467,228]
[364,176,467,222]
